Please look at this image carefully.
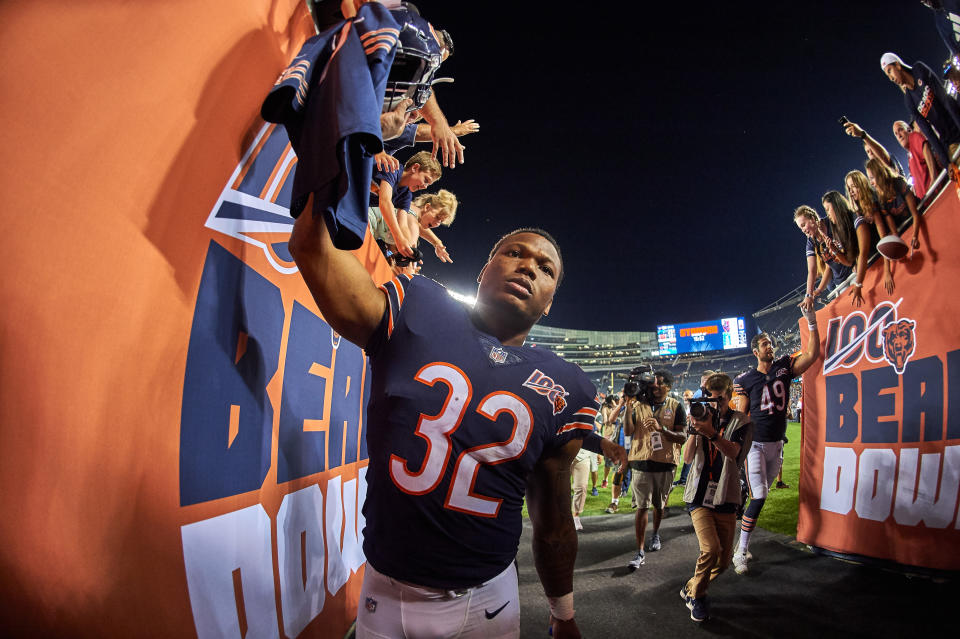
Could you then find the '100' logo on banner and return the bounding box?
[818,298,960,530]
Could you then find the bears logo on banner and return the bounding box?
[798,193,960,571]
[178,112,392,638]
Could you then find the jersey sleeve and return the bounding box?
[733,373,748,399]
[553,378,601,445]
[805,235,816,258]
[364,273,414,357]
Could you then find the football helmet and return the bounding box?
[383,4,453,112]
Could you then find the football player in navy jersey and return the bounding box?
[289,204,622,638]
[730,320,819,574]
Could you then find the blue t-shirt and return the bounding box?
[362,275,599,588]
[369,166,413,211]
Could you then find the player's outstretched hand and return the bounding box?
[431,119,465,168]
[599,437,628,472]
[549,616,581,639]
[374,151,399,173]
[884,271,895,294]
[799,304,817,328]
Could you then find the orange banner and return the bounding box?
[797,188,960,570]
[0,1,392,636]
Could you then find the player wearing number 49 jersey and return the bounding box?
[731,326,820,574]
[289,207,622,638]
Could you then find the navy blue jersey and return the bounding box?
[260,2,399,249]
[733,355,795,442]
[362,275,599,588]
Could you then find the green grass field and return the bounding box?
[528,421,802,537]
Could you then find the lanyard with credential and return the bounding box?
[706,426,727,480]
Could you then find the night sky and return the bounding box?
[405,1,946,332]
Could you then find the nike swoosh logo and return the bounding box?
[485,601,510,619]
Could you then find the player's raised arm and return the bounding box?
[287,197,386,348]
[792,306,821,376]
[526,438,583,639]
[730,381,749,415]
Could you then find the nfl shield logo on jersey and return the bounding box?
[365,597,378,613]
[489,346,508,364]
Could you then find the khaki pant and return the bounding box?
[685,508,737,599]
[571,456,590,515]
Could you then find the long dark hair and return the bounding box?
[821,191,859,265]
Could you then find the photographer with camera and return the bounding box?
[679,373,753,623]
[622,368,687,569]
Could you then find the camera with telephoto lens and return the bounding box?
[687,395,721,434]
[621,365,656,404]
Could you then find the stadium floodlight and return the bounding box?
[447,289,477,307]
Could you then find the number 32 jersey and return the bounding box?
[362,274,599,589]
[733,355,795,443]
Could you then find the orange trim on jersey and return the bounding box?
[573,407,599,418]
[377,283,395,338]
[558,420,594,434]
[390,275,406,306]
[427,23,441,49]
[359,27,400,40]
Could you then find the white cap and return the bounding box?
[880,52,907,70]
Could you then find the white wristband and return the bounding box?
[808,323,817,331]
[853,281,863,288]
[548,593,575,621]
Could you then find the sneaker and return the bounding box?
[733,550,752,575]
[776,480,789,489]
[649,534,661,552]
[601,480,608,488]
[628,550,645,570]
[591,487,599,496]
[604,502,618,514]
[573,516,583,531]
[672,479,685,486]
[679,587,692,606]
[689,596,709,622]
